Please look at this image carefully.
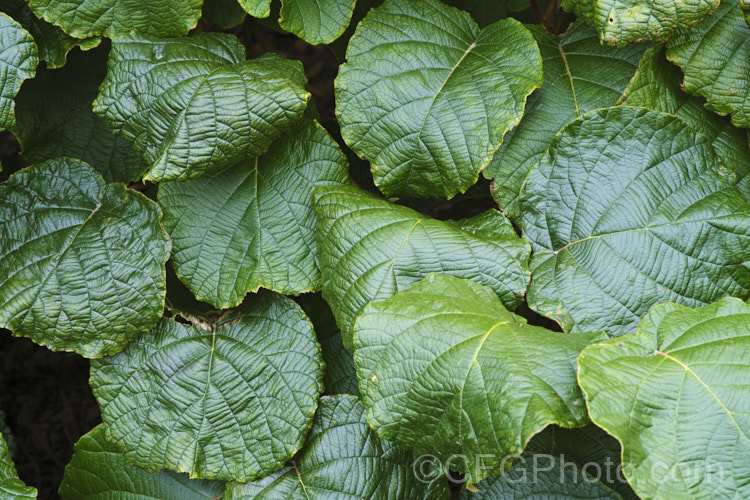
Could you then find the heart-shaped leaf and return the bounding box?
[562,0,719,45]
[578,298,750,499]
[94,32,310,182]
[0,158,170,358]
[90,291,324,481]
[354,273,603,485]
[59,425,224,500]
[521,106,750,337]
[484,21,646,220]
[224,395,451,499]
[336,0,542,199]
[0,431,36,499]
[667,0,750,128]
[159,119,349,309]
[314,184,531,347]
[28,0,202,38]
[0,12,37,130]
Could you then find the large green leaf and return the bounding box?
[620,45,750,199]
[521,106,750,337]
[159,119,348,309]
[0,0,99,69]
[280,0,356,44]
[314,184,531,347]
[0,431,36,499]
[59,425,224,500]
[484,21,646,220]
[562,0,719,45]
[0,12,37,130]
[93,32,310,182]
[335,0,542,199]
[90,291,324,481]
[354,273,603,485]
[224,395,451,499]
[578,298,750,499]
[13,45,147,183]
[667,0,750,128]
[0,159,170,358]
[28,0,202,38]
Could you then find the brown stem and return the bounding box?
[530,0,545,24]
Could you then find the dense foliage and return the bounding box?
[1,0,749,498]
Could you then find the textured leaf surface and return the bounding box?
[13,45,147,183]
[90,291,324,481]
[484,21,645,220]
[59,425,224,500]
[578,298,750,499]
[667,0,750,128]
[94,33,310,182]
[224,395,451,499]
[0,0,99,69]
[0,159,170,358]
[314,185,531,346]
[354,273,603,485]
[238,0,270,18]
[522,106,750,337]
[28,0,202,38]
[621,45,750,199]
[0,12,37,130]
[336,0,542,199]
[159,119,348,309]
[0,431,36,499]
[280,0,356,44]
[562,0,719,45]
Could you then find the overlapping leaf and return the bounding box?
[667,0,750,128]
[0,431,36,499]
[354,273,603,485]
[562,0,719,45]
[314,184,531,347]
[28,0,202,38]
[224,395,451,499]
[336,0,542,199]
[484,21,645,220]
[159,119,348,309]
[13,45,147,183]
[0,13,37,130]
[280,0,356,44]
[94,32,310,182]
[620,45,750,199]
[522,106,750,337]
[578,298,750,499]
[0,159,170,358]
[90,291,324,481]
[202,0,246,29]
[59,425,224,500]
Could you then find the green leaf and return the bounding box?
[667,0,750,128]
[484,21,646,220]
[279,0,356,44]
[0,158,170,358]
[0,0,99,69]
[93,33,310,182]
[0,431,36,499]
[314,184,531,347]
[521,106,750,337]
[354,273,603,485]
[0,12,37,131]
[238,0,270,18]
[620,45,750,200]
[59,425,224,500]
[744,0,750,25]
[224,395,451,499]
[335,0,542,199]
[578,298,750,499]
[299,293,358,396]
[28,0,202,38]
[443,0,507,27]
[202,0,247,29]
[159,119,348,309]
[562,0,719,45]
[13,45,148,183]
[90,291,324,481]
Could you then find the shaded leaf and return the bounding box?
[0,12,37,130]
[336,0,542,199]
[522,106,750,337]
[202,0,247,29]
[0,431,35,499]
[0,159,170,358]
